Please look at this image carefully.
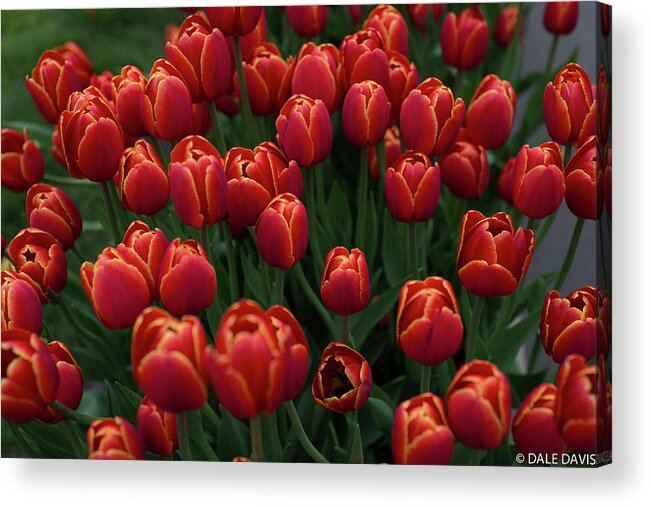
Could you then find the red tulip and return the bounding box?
[512,383,565,457]
[369,126,402,181]
[396,276,463,366]
[224,142,303,227]
[497,157,516,205]
[512,141,565,219]
[340,28,390,90]
[597,65,610,145]
[39,341,84,423]
[392,393,455,465]
[235,42,293,117]
[25,42,93,124]
[132,307,208,413]
[445,360,511,450]
[51,128,66,166]
[555,354,605,453]
[494,6,520,47]
[286,6,328,37]
[142,59,193,141]
[239,9,268,61]
[111,65,148,138]
[385,150,441,223]
[81,245,155,330]
[87,417,145,460]
[8,228,67,301]
[465,74,516,150]
[122,221,169,297]
[440,7,489,71]
[165,13,232,102]
[604,143,612,218]
[292,42,344,114]
[400,77,465,157]
[58,86,125,182]
[312,342,372,413]
[256,193,308,270]
[169,135,228,229]
[275,94,332,168]
[386,50,419,123]
[90,70,116,104]
[25,184,82,251]
[1,270,42,334]
[600,4,611,37]
[364,5,409,56]
[407,4,445,33]
[348,5,362,26]
[321,246,370,316]
[137,396,179,457]
[204,299,306,418]
[1,129,44,192]
[565,135,604,220]
[158,238,216,317]
[544,2,579,35]
[1,329,59,424]
[118,140,169,216]
[189,102,213,136]
[544,63,595,147]
[342,80,391,148]
[457,210,535,297]
[439,140,489,200]
[204,6,263,37]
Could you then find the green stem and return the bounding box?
[209,100,228,155]
[355,146,369,248]
[70,245,85,264]
[250,416,264,462]
[545,35,559,77]
[109,181,128,231]
[49,400,96,426]
[454,70,464,99]
[341,315,350,345]
[555,218,585,291]
[315,163,326,214]
[100,181,121,243]
[306,167,324,275]
[42,174,94,186]
[527,338,542,373]
[536,212,557,246]
[273,267,284,305]
[283,401,329,463]
[200,225,211,264]
[151,214,159,229]
[467,448,484,466]
[176,412,192,461]
[466,296,485,361]
[563,143,573,167]
[420,365,431,393]
[294,263,338,337]
[525,217,535,231]
[233,35,259,146]
[62,419,85,458]
[408,221,419,278]
[375,141,387,212]
[221,221,239,302]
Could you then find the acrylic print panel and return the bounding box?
[0,1,611,467]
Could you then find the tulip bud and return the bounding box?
[400,78,465,157]
[386,50,419,123]
[512,141,565,219]
[348,5,362,26]
[1,329,59,424]
[225,142,303,227]
[369,126,402,181]
[87,417,145,460]
[565,135,604,220]
[256,193,308,270]
[494,6,520,47]
[25,184,82,251]
[239,9,268,61]
[465,74,516,150]
[111,65,148,138]
[169,135,228,229]
[25,43,93,124]
[286,5,328,37]
[132,307,208,413]
[8,228,67,302]
[497,157,516,205]
[235,42,294,117]
[81,245,155,330]
[512,383,565,458]
[604,143,612,218]
[342,80,391,148]
[544,2,579,35]
[122,221,169,296]
[321,246,370,316]
[137,396,179,457]
[292,42,344,114]
[58,87,125,182]
[457,210,535,298]
[440,7,489,71]
[142,59,193,141]
[445,360,511,450]
[39,341,84,423]
[165,13,232,102]
[276,94,332,168]
[544,63,595,147]
[1,269,43,334]
[392,393,455,465]
[385,150,441,223]
[396,276,463,366]
[90,70,116,104]
[340,28,390,90]
[1,129,44,192]
[363,5,409,56]
[204,6,263,37]
[555,354,605,453]
[312,342,372,413]
[118,140,170,216]
[407,4,445,33]
[439,141,489,200]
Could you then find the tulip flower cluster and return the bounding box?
[1,2,611,467]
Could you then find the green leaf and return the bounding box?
[382,209,408,286]
[186,410,219,461]
[113,382,143,417]
[363,193,378,268]
[324,181,352,245]
[241,250,267,305]
[216,406,250,461]
[351,278,405,348]
[491,307,543,367]
[348,424,363,464]
[365,397,394,435]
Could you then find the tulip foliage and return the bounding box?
[2,3,611,467]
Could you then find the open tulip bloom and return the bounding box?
[1,2,611,468]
